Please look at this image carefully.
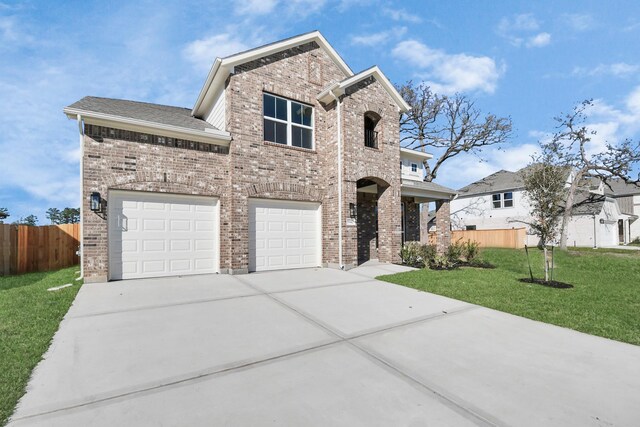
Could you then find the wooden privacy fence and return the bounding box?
[429,227,527,249]
[0,224,80,275]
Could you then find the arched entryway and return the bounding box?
[356,177,391,264]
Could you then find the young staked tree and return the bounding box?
[397,81,513,182]
[522,161,567,281]
[543,100,640,249]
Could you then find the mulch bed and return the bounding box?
[518,278,573,289]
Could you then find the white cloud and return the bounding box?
[350,27,406,46]
[572,62,640,78]
[235,0,279,16]
[526,32,551,48]
[497,14,551,48]
[563,13,595,31]
[392,39,504,95]
[383,7,422,24]
[183,33,249,71]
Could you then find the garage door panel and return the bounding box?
[249,199,321,272]
[109,191,219,280]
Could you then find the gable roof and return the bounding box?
[317,65,411,112]
[64,97,231,144]
[192,31,353,118]
[602,178,640,197]
[457,169,524,197]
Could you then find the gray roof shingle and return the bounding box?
[457,169,524,196]
[401,179,457,195]
[66,96,218,132]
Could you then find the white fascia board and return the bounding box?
[193,31,354,117]
[338,66,411,112]
[63,108,232,146]
[192,58,223,117]
[401,187,455,200]
[400,147,433,160]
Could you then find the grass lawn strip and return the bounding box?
[0,267,81,426]
[379,248,640,346]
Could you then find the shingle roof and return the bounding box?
[401,179,457,195]
[457,169,524,196]
[66,96,218,132]
[602,178,640,197]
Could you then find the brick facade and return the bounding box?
[81,41,423,281]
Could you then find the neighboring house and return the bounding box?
[64,31,456,283]
[451,166,639,247]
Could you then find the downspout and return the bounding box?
[329,90,344,269]
[593,214,597,249]
[77,114,84,280]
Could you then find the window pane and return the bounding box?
[275,121,287,144]
[292,126,312,149]
[504,192,513,200]
[264,118,275,142]
[492,194,501,201]
[493,201,501,209]
[264,94,275,118]
[291,102,312,126]
[276,97,287,121]
[411,164,418,172]
[504,199,513,208]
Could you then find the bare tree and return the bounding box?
[397,81,513,182]
[542,100,640,249]
[522,161,567,281]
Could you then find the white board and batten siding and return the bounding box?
[108,191,220,280]
[249,199,322,272]
[205,89,225,130]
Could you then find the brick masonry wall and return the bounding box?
[226,42,348,271]
[435,200,452,254]
[402,197,421,242]
[81,125,230,282]
[341,77,402,266]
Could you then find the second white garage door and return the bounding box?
[249,199,322,272]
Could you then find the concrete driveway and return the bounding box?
[9,263,640,426]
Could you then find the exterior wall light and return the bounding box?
[599,218,605,224]
[90,192,102,212]
[349,203,357,219]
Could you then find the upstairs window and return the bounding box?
[411,163,418,173]
[364,111,380,149]
[492,192,514,208]
[263,93,314,149]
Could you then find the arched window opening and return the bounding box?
[364,112,380,149]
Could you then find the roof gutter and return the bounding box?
[63,107,232,145]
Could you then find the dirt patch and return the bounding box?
[518,278,573,289]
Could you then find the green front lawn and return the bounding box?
[0,267,81,426]
[380,248,640,346]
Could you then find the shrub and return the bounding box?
[461,240,480,262]
[400,242,437,268]
[445,240,464,266]
[400,241,424,267]
[429,254,456,270]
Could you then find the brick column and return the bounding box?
[377,185,401,263]
[435,200,451,254]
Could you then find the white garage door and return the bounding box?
[108,191,219,280]
[249,199,321,272]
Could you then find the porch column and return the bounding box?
[435,200,451,254]
[377,185,402,263]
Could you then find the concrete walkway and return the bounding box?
[9,264,640,426]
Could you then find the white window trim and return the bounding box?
[263,93,315,150]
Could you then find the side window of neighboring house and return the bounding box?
[503,192,514,208]
[492,192,514,208]
[492,193,502,208]
[466,225,477,230]
[400,161,403,170]
[411,163,418,173]
[263,93,314,149]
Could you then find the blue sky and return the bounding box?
[1,0,640,224]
